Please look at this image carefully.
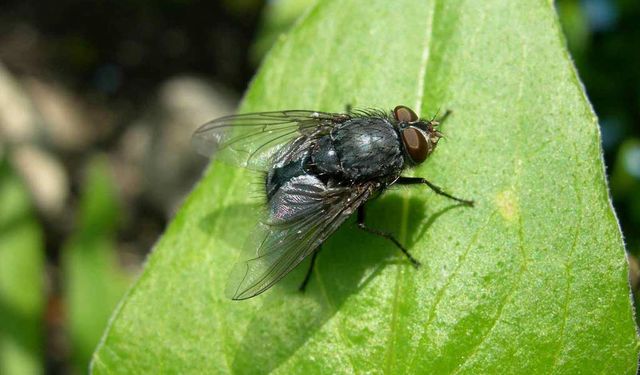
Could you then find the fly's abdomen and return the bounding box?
[265,157,307,200]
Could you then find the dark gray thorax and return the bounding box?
[266,117,404,202]
[311,117,404,181]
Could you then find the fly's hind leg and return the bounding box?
[357,205,421,267]
[299,248,320,292]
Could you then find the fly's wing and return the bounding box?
[225,175,376,300]
[192,110,348,170]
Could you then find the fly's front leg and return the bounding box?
[357,205,421,268]
[396,177,474,206]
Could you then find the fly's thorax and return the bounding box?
[317,117,404,181]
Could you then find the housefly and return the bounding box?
[192,105,473,300]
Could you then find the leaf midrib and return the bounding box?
[383,0,437,372]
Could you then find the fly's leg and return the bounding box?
[345,104,353,114]
[299,249,320,292]
[396,177,474,206]
[357,205,421,268]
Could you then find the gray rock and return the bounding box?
[0,62,39,144]
[117,76,237,216]
[23,78,93,152]
[11,145,69,219]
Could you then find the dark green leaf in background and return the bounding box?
[62,155,130,372]
[250,0,314,64]
[0,156,45,375]
[92,0,639,373]
[610,139,640,255]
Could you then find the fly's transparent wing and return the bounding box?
[225,175,376,300]
[192,110,348,170]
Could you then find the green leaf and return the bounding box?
[0,156,45,375]
[63,155,130,372]
[92,0,639,373]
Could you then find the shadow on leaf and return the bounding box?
[199,193,468,374]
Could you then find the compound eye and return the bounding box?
[401,127,428,163]
[393,105,419,123]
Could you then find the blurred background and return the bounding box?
[0,0,638,373]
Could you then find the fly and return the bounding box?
[192,105,473,300]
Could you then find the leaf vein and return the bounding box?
[453,210,528,374]
[406,211,497,372]
[550,162,583,371]
[314,264,358,372]
[386,1,437,372]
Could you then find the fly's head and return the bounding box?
[393,105,443,165]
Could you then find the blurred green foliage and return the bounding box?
[557,0,640,254]
[0,156,45,375]
[610,139,640,238]
[251,0,315,64]
[61,156,130,373]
